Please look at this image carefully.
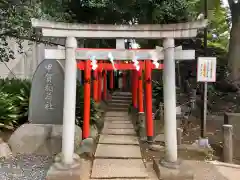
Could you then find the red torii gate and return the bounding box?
[76,48,164,140]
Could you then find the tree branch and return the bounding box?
[6,34,64,46]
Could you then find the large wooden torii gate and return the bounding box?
[31,18,207,168]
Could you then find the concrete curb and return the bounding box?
[207,161,240,169]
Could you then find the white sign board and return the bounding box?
[197,57,217,82]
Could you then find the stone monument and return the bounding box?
[28,59,64,124]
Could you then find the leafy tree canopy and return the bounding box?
[0,0,72,62]
[0,0,230,62]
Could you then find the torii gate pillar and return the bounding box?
[132,70,138,109]
[93,69,98,102]
[103,70,107,100]
[122,71,127,91]
[62,37,78,165]
[98,66,102,102]
[163,38,177,163]
[138,70,144,113]
[110,70,114,91]
[145,60,153,142]
[83,60,91,139]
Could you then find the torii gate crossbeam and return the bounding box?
[77,62,164,70]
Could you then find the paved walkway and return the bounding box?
[90,92,152,179]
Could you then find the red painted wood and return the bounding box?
[138,70,144,113]
[93,70,98,102]
[77,61,163,70]
[132,70,138,108]
[145,60,153,138]
[103,70,107,100]
[83,60,91,139]
[122,72,126,91]
[110,70,114,90]
[98,66,102,102]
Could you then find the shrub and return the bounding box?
[75,81,100,127]
[152,80,182,109]
[0,79,100,130]
[152,80,164,108]
[0,78,31,129]
[13,81,31,124]
[0,92,19,130]
[0,78,30,95]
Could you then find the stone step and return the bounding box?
[108,99,132,103]
[104,116,129,121]
[111,98,132,101]
[107,104,129,109]
[107,107,129,112]
[95,144,142,158]
[108,101,131,106]
[108,102,130,107]
[111,96,132,99]
[99,135,139,145]
[112,92,132,96]
[102,128,135,135]
[91,159,149,179]
[108,100,130,104]
[112,95,132,100]
[109,120,131,124]
[105,111,128,117]
[110,100,131,104]
[104,122,134,129]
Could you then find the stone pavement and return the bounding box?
[91,111,150,179]
[90,91,154,179]
[207,161,240,180]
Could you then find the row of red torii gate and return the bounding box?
[45,42,195,163]
[46,45,192,141]
[77,48,164,140]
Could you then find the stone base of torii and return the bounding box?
[31,18,207,180]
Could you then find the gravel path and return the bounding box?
[0,154,54,180]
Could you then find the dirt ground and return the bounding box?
[138,91,240,165]
[139,119,220,163]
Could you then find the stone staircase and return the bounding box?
[106,92,132,112]
[90,91,152,179]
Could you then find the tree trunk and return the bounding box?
[227,2,240,86]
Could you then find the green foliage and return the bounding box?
[0,79,100,130]
[75,81,101,127]
[0,0,73,62]
[0,92,19,130]
[68,0,192,48]
[70,0,190,24]
[208,5,230,51]
[152,80,164,108]
[0,78,30,95]
[187,0,230,50]
[12,81,31,124]
[150,0,190,24]
[152,80,182,108]
[0,79,31,130]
